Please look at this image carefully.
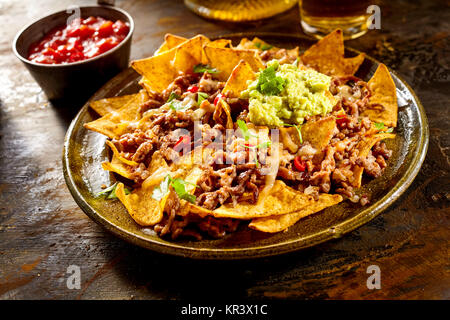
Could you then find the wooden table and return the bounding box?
[0,0,448,300]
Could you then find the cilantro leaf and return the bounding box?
[254,42,273,51]
[374,122,385,130]
[237,119,258,141]
[284,123,303,144]
[256,65,285,96]
[171,178,197,204]
[167,91,181,103]
[193,64,220,74]
[257,141,272,149]
[197,92,209,105]
[151,175,197,204]
[97,182,131,199]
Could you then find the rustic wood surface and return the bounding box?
[0,0,448,300]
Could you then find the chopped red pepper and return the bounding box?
[336,114,350,126]
[294,156,306,172]
[214,93,223,106]
[188,85,199,93]
[173,135,191,152]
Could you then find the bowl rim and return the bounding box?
[12,5,134,68]
[62,32,430,260]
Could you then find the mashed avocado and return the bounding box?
[241,60,335,127]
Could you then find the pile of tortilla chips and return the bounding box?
[84,30,398,236]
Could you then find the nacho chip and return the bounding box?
[102,155,135,180]
[301,29,364,76]
[154,34,187,55]
[132,48,178,94]
[361,64,398,127]
[84,90,149,139]
[222,60,256,98]
[207,180,317,219]
[207,39,232,48]
[280,116,337,153]
[249,193,343,232]
[213,99,234,129]
[84,90,148,139]
[352,132,396,188]
[302,116,337,150]
[90,94,136,117]
[204,46,264,81]
[105,140,138,166]
[173,35,210,72]
[133,35,210,93]
[116,182,163,226]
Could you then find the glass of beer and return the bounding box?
[299,0,372,40]
[184,0,298,22]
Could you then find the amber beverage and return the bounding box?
[184,0,298,22]
[300,0,372,39]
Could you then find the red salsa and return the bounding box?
[28,16,129,64]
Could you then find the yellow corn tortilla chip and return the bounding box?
[132,48,178,94]
[207,39,232,48]
[235,38,255,50]
[213,99,234,129]
[90,94,136,117]
[154,34,187,55]
[361,64,398,128]
[102,155,135,180]
[204,46,264,81]
[222,60,256,98]
[116,182,163,226]
[249,193,343,232]
[114,151,175,226]
[105,140,138,166]
[84,90,149,139]
[352,132,396,188]
[280,116,337,153]
[301,29,364,76]
[200,180,317,219]
[302,116,337,150]
[133,35,210,94]
[173,35,210,72]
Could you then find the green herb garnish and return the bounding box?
[284,123,303,144]
[374,122,394,133]
[256,65,285,96]
[167,91,181,103]
[151,175,198,204]
[237,119,258,141]
[197,92,209,105]
[374,122,385,130]
[242,141,271,168]
[193,64,220,74]
[97,182,131,199]
[254,42,273,51]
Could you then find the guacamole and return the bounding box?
[241,60,336,127]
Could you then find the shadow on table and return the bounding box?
[107,235,361,300]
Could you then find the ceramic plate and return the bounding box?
[63,33,429,259]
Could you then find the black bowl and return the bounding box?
[12,5,134,102]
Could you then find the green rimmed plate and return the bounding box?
[62,33,429,259]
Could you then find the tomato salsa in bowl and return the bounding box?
[28,16,130,65]
[13,6,134,101]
